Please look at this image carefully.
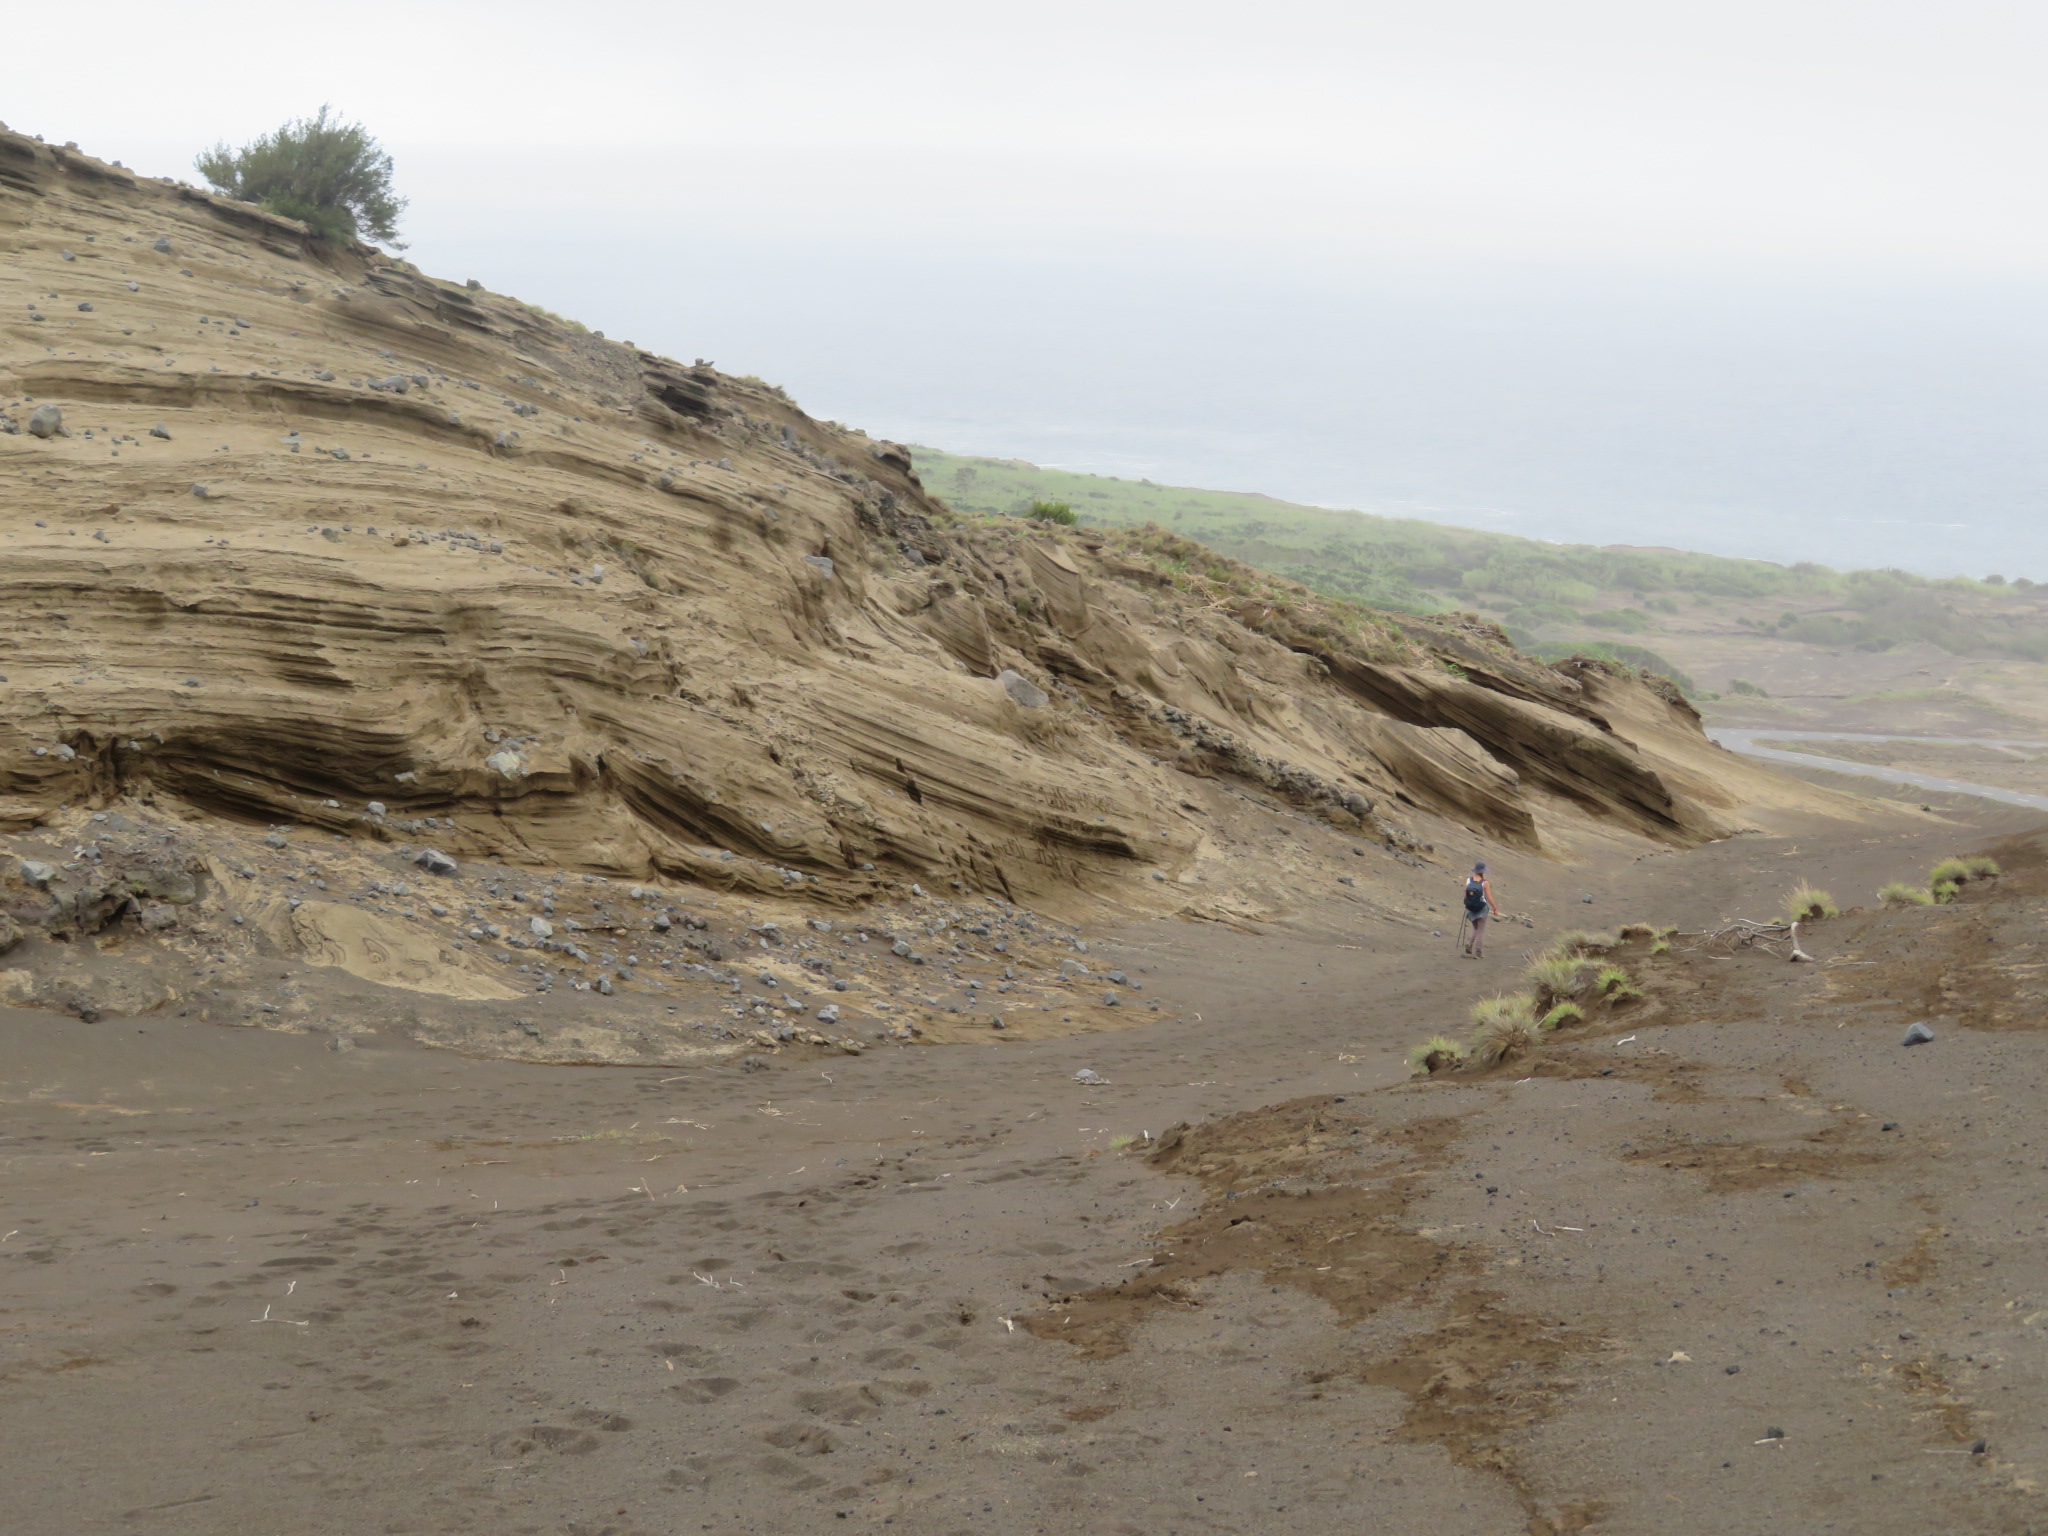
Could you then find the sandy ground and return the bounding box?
[8,796,2048,1536]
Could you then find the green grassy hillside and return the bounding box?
[911,445,2048,689]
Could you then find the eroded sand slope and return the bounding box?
[2,127,1844,923]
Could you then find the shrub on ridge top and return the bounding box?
[1879,881,1935,908]
[196,105,406,247]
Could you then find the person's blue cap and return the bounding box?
[1473,862,1487,873]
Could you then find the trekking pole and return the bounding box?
[1453,914,1469,955]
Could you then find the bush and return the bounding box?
[195,105,406,247]
[1584,606,1651,633]
[1784,884,1837,921]
[1024,500,1077,526]
[1930,879,1960,904]
[1727,677,1768,696]
[1539,1002,1585,1032]
[1879,882,1935,907]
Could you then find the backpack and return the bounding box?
[1463,876,1488,916]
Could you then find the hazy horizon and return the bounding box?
[8,0,2045,578]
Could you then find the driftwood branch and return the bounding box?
[1677,917,1812,962]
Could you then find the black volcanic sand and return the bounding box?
[6,810,2048,1536]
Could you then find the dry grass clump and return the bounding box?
[1929,855,2000,889]
[1468,1016,1536,1070]
[1784,884,1838,921]
[1879,881,1936,908]
[1523,955,1589,1006]
[1470,992,1539,1029]
[1464,993,1539,1069]
[1617,922,1657,940]
[1930,878,1960,904]
[1649,938,1671,955]
[1549,928,1620,955]
[1406,1035,1467,1076]
[1539,1001,1585,1031]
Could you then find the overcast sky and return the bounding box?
[9,0,2042,271]
[7,2,2045,573]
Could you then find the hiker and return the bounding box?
[1461,862,1497,957]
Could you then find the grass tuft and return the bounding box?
[1930,879,1960,904]
[1930,855,2001,888]
[1649,939,1671,955]
[1594,965,1641,1000]
[1616,922,1656,940]
[1470,992,1539,1030]
[1539,1002,1585,1032]
[1523,955,1588,1003]
[1879,881,1935,907]
[1549,928,1620,956]
[1468,1017,1535,1070]
[1406,1035,1467,1076]
[1784,884,1838,921]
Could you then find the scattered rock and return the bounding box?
[26,404,63,439]
[414,848,458,876]
[1073,1068,1105,1085]
[1902,1021,1936,1046]
[998,669,1049,708]
[153,236,171,253]
[0,913,21,953]
[817,1004,840,1024]
[528,916,553,939]
[149,423,170,439]
[262,832,288,849]
[803,554,835,579]
[366,800,386,816]
[597,976,613,995]
[19,859,57,887]
[484,750,525,779]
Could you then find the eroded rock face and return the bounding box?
[0,127,1794,918]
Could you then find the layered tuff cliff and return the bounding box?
[0,125,1833,944]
